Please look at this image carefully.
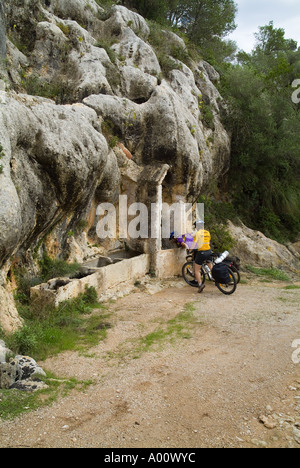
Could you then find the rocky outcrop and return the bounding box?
[227,221,300,274]
[0,351,47,390]
[1,1,296,333]
[0,92,120,270]
[0,0,6,59]
[2,1,230,201]
[0,285,23,333]
[0,2,230,275]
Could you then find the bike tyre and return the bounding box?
[182,261,205,288]
[215,267,237,295]
[230,265,240,284]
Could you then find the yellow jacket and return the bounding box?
[193,229,211,251]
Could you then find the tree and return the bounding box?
[120,0,175,22]
[183,0,237,45]
[254,21,297,56]
[221,24,300,241]
[121,0,237,44]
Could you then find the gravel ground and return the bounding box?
[0,276,299,448]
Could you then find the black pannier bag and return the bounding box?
[226,255,241,270]
[212,262,231,284]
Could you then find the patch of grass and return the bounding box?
[6,287,111,361]
[21,73,75,104]
[199,100,215,130]
[0,372,93,421]
[39,254,81,282]
[246,266,290,281]
[133,302,199,357]
[95,39,118,64]
[105,302,199,362]
[147,20,186,76]
[284,285,300,290]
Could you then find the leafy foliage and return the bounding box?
[121,0,238,62]
[221,22,300,242]
[199,195,236,252]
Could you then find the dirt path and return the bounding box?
[0,276,299,448]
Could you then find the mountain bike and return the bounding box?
[182,252,237,295]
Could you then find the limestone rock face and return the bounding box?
[0,0,298,333]
[0,1,6,59]
[0,92,120,270]
[227,221,300,273]
[0,285,23,333]
[0,0,231,330]
[2,1,230,202]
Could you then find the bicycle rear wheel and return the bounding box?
[182,261,205,287]
[215,268,237,295]
[229,264,240,284]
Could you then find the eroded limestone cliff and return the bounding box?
[0,0,232,331]
[0,3,230,262]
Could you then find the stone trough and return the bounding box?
[30,248,187,307]
[30,249,150,307]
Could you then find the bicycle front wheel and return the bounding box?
[182,261,205,288]
[215,268,237,295]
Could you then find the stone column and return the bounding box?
[144,165,169,275]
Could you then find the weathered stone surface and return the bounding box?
[0,339,12,363]
[46,0,104,22]
[0,0,298,332]
[227,221,300,273]
[0,92,120,272]
[3,0,231,208]
[84,72,230,201]
[112,27,160,75]
[0,0,6,59]
[120,65,157,102]
[15,355,46,380]
[0,285,23,333]
[103,5,150,39]
[0,360,18,389]
[0,354,46,390]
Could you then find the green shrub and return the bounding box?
[7,286,110,360]
[200,101,215,130]
[39,254,81,283]
[95,39,117,64]
[198,195,236,252]
[147,20,186,76]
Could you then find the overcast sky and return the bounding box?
[228,0,300,52]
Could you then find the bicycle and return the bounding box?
[182,251,237,295]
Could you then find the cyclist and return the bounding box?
[192,220,213,293]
